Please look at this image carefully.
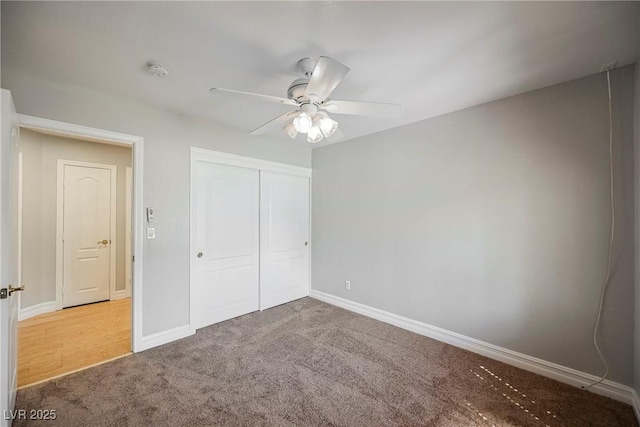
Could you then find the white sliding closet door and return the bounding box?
[260,171,310,310]
[193,162,259,329]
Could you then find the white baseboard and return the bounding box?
[632,390,640,424]
[19,301,57,321]
[310,290,635,405]
[137,324,195,352]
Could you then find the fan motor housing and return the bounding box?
[287,78,309,101]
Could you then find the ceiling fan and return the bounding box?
[209,56,402,143]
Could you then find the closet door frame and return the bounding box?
[189,147,312,328]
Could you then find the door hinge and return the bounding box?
[0,288,7,299]
[132,255,135,262]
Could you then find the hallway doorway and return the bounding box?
[17,126,136,387]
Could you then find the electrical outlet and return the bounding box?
[345,280,351,290]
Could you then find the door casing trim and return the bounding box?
[18,114,145,352]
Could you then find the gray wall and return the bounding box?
[20,129,131,308]
[312,66,635,385]
[3,69,312,336]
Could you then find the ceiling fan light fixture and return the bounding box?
[283,122,298,140]
[316,112,339,137]
[307,125,324,143]
[209,56,401,141]
[293,112,313,133]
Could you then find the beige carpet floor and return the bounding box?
[15,297,637,426]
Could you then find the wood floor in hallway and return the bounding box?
[18,298,131,387]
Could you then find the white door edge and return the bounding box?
[0,89,20,426]
[17,153,23,315]
[123,166,132,299]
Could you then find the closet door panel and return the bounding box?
[194,162,259,329]
[260,172,310,310]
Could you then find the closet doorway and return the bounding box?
[190,148,311,330]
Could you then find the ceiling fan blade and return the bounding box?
[304,57,350,102]
[321,100,402,118]
[210,88,299,107]
[249,110,300,136]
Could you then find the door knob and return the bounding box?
[98,239,109,245]
[304,242,308,246]
[197,252,203,258]
[9,284,25,295]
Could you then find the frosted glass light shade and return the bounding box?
[283,122,298,139]
[307,125,324,143]
[317,112,338,137]
[293,112,313,133]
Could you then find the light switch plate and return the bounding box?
[147,228,156,239]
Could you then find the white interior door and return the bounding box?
[62,164,113,308]
[260,171,310,310]
[0,90,20,425]
[194,161,259,329]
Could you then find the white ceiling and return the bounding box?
[2,1,639,147]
